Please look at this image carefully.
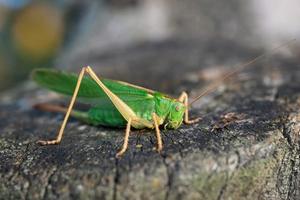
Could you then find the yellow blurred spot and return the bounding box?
[12,3,64,60]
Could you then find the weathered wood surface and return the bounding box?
[0,39,300,200]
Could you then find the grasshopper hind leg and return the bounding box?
[34,103,93,125]
[178,92,202,124]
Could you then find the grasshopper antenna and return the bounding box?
[188,38,296,106]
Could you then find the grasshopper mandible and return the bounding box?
[32,40,294,157]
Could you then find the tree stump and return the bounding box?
[0,39,299,200]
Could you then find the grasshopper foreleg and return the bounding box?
[178,92,202,124]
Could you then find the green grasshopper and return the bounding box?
[32,40,294,157]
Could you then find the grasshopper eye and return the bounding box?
[175,105,180,111]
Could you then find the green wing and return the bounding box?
[32,68,154,98]
[32,68,165,127]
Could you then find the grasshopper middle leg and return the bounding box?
[152,113,163,152]
[116,118,132,158]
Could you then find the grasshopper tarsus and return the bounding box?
[156,148,163,154]
[36,139,60,145]
[184,117,202,125]
[115,148,129,158]
[156,143,163,153]
[115,152,123,159]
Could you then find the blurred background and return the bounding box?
[0,0,299,92]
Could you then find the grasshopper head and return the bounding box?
[165,101,185,129]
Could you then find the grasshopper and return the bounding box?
[32,40,294,157]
